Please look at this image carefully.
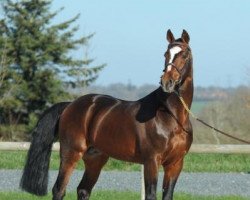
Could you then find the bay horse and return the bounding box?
[20,29,193,200]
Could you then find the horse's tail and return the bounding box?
[20,102,70,196]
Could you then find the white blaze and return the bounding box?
[167,46,182,72]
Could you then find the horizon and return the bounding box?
[7,0,250,88]
[87,82,248,89]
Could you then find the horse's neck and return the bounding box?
[179,75,193,109]
[181,60,194,108]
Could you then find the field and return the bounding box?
[0,191,248,200]
[0,151,249,173]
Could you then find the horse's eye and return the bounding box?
[165,52,170,59]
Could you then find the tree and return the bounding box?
[0,0,104,125]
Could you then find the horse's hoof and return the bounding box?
[77,189,90,200]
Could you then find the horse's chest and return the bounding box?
[155,122,170,139]
[152,118,191,154]
[154,116,178,139]
[144,121,174,153]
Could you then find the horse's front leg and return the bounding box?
[143,158,159,200]
[162,158,184,200]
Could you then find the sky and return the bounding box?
[52,0,250,87]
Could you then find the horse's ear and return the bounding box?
[166,29,175,43]
[181,29,190,44]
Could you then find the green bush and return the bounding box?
[0,124,29,141]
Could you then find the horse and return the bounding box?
[20,29,194,200]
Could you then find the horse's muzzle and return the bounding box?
[161,79,179,93]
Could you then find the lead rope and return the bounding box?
[176,93,250,144]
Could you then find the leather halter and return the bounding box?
[161,42,191,90]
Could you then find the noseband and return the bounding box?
[163,62,182,75]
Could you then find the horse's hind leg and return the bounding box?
[52,149,84,200]
[77,152,109,200]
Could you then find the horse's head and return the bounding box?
[160,29,192,93]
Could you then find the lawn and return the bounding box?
[0,191,247,200]
[0,151,249,173]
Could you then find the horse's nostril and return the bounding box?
[169,79,174,85]
[175,79,181,84]
[163,79,176,93]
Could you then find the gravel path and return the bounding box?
[0,170,249,197]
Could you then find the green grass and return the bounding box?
[0,191,247,200]
[183,153,250,173]
[0,151,250,173]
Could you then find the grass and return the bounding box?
[0,151,250,173]
[0,191,247,200]
[183,153,250,173]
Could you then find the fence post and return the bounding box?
[141,165,145,200]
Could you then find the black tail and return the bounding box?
[20,102,70,196]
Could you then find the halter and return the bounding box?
[161,42,191,91]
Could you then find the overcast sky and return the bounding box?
[52,0,250,87]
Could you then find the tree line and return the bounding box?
[77,83,246,102]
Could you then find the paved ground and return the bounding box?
[0,170,249,197]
